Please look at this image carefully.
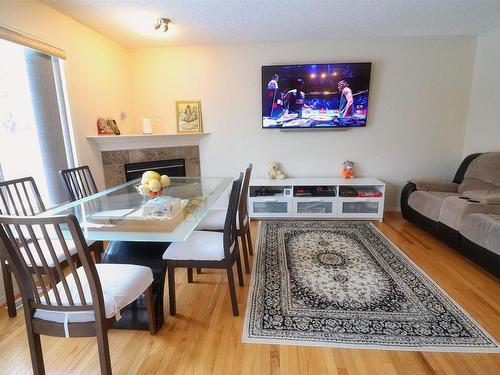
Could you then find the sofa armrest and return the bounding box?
[463,190,500,204]
[409,178,458,192]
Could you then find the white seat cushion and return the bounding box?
[163,231,234,261]
[33,264,153,323]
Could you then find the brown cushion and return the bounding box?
[462,190,500,204]
[458,178,500,194]
[407,191,460,222]
[459,213,500,255]
[409,178,458,192]
[463,152,500,186]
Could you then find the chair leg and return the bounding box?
[167,263,176,316]
[26,329,45,375]
[225,264,239,316]
[187,268,193,283]
[235,252,244,287]
[239,233,251,274]
[196,268,202,274]
[96,328,112,375]
[2,262,17,317]
[92,241,104,263]
[246,227,254,256]
[144,286,157,335]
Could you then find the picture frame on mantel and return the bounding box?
[176,101,203,133]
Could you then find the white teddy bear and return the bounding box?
[267,161,286,180]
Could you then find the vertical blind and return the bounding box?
[0,25,72,205]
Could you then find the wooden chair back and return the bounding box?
[0,214,106,324]
[0,177,45,216]
[223,174,243,259]
[60,166,98,202]
[238,163,252,230]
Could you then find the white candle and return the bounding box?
[142,118,152,134]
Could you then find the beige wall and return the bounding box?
[0,0,131,190]
[463,25,500,155]
[0,0,130,304]
[128,36,476,210]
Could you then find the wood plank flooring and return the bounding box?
[0,212,499,374]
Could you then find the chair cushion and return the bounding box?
[163,231,234,261]
[459,213,500,255]
[408,191,460,221]
[33,264,153,323]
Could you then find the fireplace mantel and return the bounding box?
[87,133,210,152]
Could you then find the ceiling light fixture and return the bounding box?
[154,18,171,32]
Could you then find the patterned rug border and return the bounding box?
[242,221,500,353]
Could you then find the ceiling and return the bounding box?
[42,0,500,48]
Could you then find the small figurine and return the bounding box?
[267,161,286,180]
[342,160,354,179]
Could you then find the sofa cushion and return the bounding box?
[459,214,500,255]
[458,178,500,194]
[462,190,500,204]
[409,178,458,192]
[459,152,500,193]
[438,196,500,230]
[408,191,460,222]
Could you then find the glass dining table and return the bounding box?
[42,176,232,330]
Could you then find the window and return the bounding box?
[0,39,74,205]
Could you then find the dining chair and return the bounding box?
[59,165,98,201]
[196,164,253,273]
[163,173,244,316]
[0,214,156,375]
[59,166,105,262]
[0,177,101,317]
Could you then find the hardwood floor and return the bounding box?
[0,212,499,374]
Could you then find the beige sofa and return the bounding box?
[401,152,500,276]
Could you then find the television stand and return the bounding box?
[248,177,385,221]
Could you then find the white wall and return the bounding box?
[129,36,476,210]
[0,0,131,190]
[463,25,500,155]
[0,0,130,305]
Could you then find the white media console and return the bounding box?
[248,177,386,221]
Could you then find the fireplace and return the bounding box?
[124,158,186,182]
[101,146,200,188]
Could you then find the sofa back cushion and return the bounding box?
[458,152,500,193]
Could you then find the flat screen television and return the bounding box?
[262,62,371,129]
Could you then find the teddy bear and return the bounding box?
[267,161,286,180]
[342,160,354,179]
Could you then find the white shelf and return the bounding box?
[87,133,211,151]
[248,177,386,221]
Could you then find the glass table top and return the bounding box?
[42,177,232,242]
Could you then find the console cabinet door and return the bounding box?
[337,197,384,219]
[293,198,337,218]
[249,197,292,217]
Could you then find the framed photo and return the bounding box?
[176,101,203,133]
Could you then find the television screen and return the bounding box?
[262,62,371,129]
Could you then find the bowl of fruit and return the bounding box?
[136,171,171,198]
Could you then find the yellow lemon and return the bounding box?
[142,170,160,180]
[160,175,171,187]
[148,179,162,193]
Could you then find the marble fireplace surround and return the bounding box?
[101,146,201,187]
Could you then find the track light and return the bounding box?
[154,18,171,32]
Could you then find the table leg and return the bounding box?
[101,241,170,330]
